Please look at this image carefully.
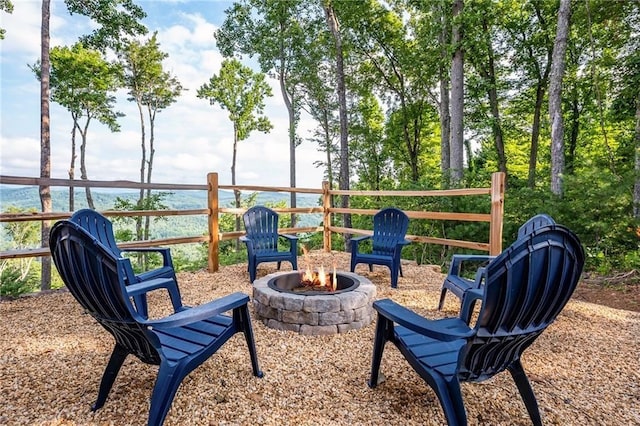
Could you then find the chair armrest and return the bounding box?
[125,277,178,297]
[240,236,254,253]
[145,292,250,329]
[122,247,172,267]
[448,254,495,275]
[279,234,298,241]
[460,288,484,324]
[399,239,411,246]
[373,298,474,341]
[351,235,371,252]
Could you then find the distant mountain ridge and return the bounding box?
[0,186,323,233]
[0,186,321,211]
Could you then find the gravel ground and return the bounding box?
[1,250,639,426]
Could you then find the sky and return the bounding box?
[0,0,325,190]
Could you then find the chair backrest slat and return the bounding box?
[243,206,280,252]
[372,208,409,255]
[70,209,122,257]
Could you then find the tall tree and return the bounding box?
[323,0,352,248]
[502,0,554,188]
[343,0,436,184]
[449,0,465,184]
[39,0,52,291]
[197,59,273,239]
[437,0,451,186]
[548,0,571,196]
[36,0,147,290]
[466,1,507,175]
[120,33,183,242]
[217,0,314,226]
[34,43,123,210]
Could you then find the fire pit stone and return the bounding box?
[252,271,376,335]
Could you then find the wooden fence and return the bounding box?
[0,172,505,272]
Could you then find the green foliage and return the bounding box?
[46,43,123,130]
[64,0,147,52]
[0,262,38,299]
[1,206,41,297]
[120,33,183,112]
[197,58,273,141]
[0,0,13,40]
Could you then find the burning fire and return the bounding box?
[300,246,338,292]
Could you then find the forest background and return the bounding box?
[1,0,639,297]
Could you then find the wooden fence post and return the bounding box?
[489,172,505,255]
[322,181,331,252]
[207,172,219,272]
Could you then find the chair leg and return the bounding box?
[368,314,392,388]
[92,344,129,412]
[248,259,256,283]
[148,363,185,426]
[368,263,374,272]
[277,261,282,270]
[431,377,467,426]
[508,360,543,426]
[390,265,399,288]
[235,305,264,378]
[437,288,448,310]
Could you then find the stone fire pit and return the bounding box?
[252,271,376,335]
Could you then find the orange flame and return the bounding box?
[299,245,335,291]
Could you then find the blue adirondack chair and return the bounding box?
[241,206,298,283]
[49,220,263,426]
[70,208,178,318]
[438,214,556,320]
[368,224,584,426]
[350,207,411,288]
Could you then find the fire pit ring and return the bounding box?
[252,271,376,335]
[267,271,360,295]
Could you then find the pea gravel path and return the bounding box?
[1,251,639,425]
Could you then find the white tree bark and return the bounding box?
[548,0,571,196]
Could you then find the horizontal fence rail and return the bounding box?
[0,172,505,273]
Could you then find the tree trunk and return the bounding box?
[528,6,553,189]
[232,122,241,251]
[449,0,464,185]
[144,107,156,245]
[633,93,640,219]
[69,118,78,211]
[439,2,451,188]
[323,1,351,250]
[482,17,506,175]
[39,0,52,291]
[79,117,94,209]
[528,81,546,188]
[549,0,571,196]
[279,55,297,228]
[136,100,146,242]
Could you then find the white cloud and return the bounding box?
[1,1,325,193]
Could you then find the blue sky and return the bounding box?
[0,0,324,189]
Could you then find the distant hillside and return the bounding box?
[1,185,321,210]
[0,186,323,242]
